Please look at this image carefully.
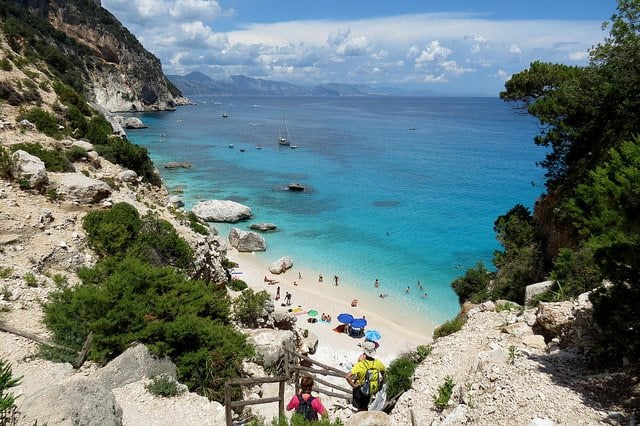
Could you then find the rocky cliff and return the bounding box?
[4,0,189,112]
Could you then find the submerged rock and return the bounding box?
[250,222,277,232]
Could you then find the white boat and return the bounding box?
[278,117,291,146]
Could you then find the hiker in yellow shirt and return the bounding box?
[345,341,385,412]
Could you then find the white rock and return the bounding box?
[192,199,252,223]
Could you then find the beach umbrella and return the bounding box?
[337,313,354,324]
[351,318,367,329]
[365,329,381,342]
[308,310,318,317]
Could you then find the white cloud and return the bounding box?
[494,69,511,81]
[441,60,475,75]
[100,3,606,93]
[569,51,588,61]
[415,40,451,63]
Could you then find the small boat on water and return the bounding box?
[222,112,229,118]
[290,145,299,149]
[278,116,291,146]
[255,145,262,149]
[287,183,305,191]
[239,148,245,152]
[228,144,234,148]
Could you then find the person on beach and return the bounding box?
[379,293,388,298]
[298,272,302,279]
[286,375,328,421]
[294,281,298,286]
[285,292,292,306]
[345,341,386,412]
[319,274,323,282]
[334,275,339,286]
[276,286,280,301]
[351,299,358,307]
[374,278,379,288]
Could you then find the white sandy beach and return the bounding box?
[228,249,437,367]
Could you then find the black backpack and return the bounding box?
[295,394,318,421]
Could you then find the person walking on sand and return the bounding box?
[276,286,280,301]
[334,275,339,286]
[319,274,323,283]
[298,272,302,279]
[285,292,292,306]
[286,375,328,421]
[345,341,385,412]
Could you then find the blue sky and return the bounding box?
[101,0,618,95]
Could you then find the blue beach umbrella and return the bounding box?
[365,329,381,342]
[351,318,367,329]
[337,313,354,324]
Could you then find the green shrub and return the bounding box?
[83,202,142,257]
[65,145,88,162]
[146,374,180,397]
[1,285,12,301]
[433,375,455,410]
[18,107,60,138]
[11,142,74,172]
[0,267,13,279]
[415,344,432,362]
[129,213,194,269]
[228,279,248,291]
[43,256,250,402]
[0,357,22,419]
[550,247,603,298]
[0,146,13,179]
[451,261,492,304]
[384,354,417,399]
[0,57,12,71]
[23,272,38,287]
[53,82,92,116]
[37,344,77,364]
[94,137,161,186]
[186,211,209,235]
[232,289,270,327]
[433,315,466,339]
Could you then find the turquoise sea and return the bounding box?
[126,96,545,325]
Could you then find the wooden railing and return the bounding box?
[223,347,352,425]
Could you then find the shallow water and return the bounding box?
[126,95,545,324]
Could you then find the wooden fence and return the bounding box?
[223,347,352,425]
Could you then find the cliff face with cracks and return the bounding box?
[7,0,189,112]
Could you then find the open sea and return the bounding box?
[125,95,545,325]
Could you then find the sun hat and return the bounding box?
[363,340,377,357]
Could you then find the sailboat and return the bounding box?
[278,117,291,146]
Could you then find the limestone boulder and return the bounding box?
[192,200,252,223]
[535,302,573,337]
[168,195,184,207]
[49,172,112,204]
[229,228,266,252]
[92,343,177,390]
[118,169,138,183]
[269,256,293,274]
[11,150,48,188]
[245,329,296,368]
[123,117,147,129]
[72,140,94,151]
[250,222,277,232]
[525,280,554,305]
[19,377,123,426]
[345,411,391,425]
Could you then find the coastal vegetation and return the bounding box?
[43,202,254,402]
[0,357,21,423]
[451,0,640,365]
